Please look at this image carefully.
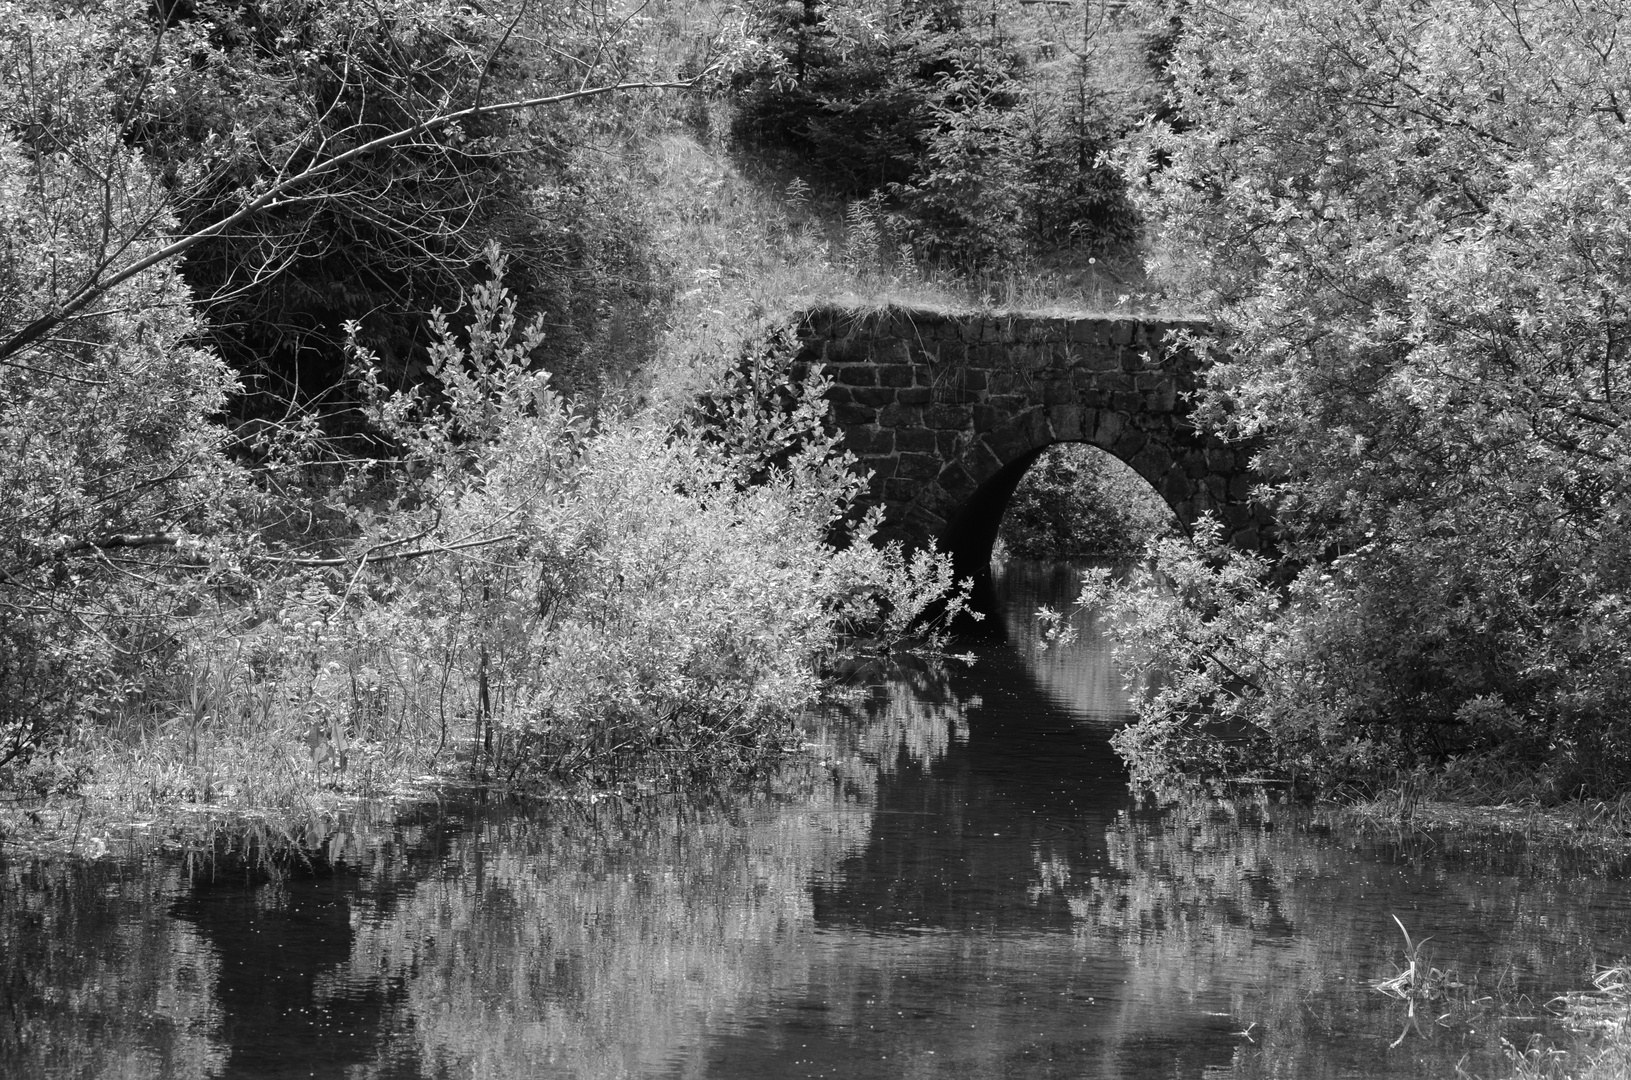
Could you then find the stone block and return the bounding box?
[1023,408,1054,444]
[875,340,915,366]
[1110,319,1137,346]
[826,336,870,365]
[1047,404,1085,440]
[1006,344,1041,370]
[842,426,894,456]
[896,452,942,481]
[896,387,933,406]
[1076,347,1123,374]
[883,477,923,502]
[878,364,915,388]
[1160,471,1192,506]
[972,343,1009,367]
[835,364,877,387]
[824,384,853,404]
[1145,384,1178,412]
[1113,391,1144,413]
[832,401,876,427]
[1133,444,1174,479]
[1073,387,1112,410]
[960,368,987,392]
[936,430,965,457]
[1229,473,1254,501]
[878,403,922,429]
[1042,380,1077,407]
[894,428,938,454]
[973,439,1005,479]
[972,405,1002,432]
[988,424,1035,464]
[851,386,897,408]
[1090,410,1124,446]
[1067,320,1105,346]
[1113,428,1148,460]
[929,465,972,503]
[924,404,972,430]
[1042,343,1076,369]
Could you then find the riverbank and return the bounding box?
[1338,795,1631,863]
[1315,794,1631,1080]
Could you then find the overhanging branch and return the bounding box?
[0,75,709,368]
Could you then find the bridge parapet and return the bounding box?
[793,304,1272,582]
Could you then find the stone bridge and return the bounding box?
[793,305,1273,604]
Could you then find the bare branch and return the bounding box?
[0,74,710,368]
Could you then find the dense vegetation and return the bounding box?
[1073,0,1631,802]
[0,0,994,806]
[731,0,1155,273]
[8,0,1626,826]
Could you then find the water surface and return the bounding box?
[5,560,1631,1079]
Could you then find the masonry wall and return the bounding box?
[792,304,1272,576]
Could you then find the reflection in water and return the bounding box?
[4,561,1631,1078]
[993,558,1149,724]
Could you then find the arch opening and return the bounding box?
[942,441,1180,624]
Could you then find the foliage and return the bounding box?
[998,442,1175,559]
[2,0,706,417]
[338,252,971,784]
[0,8,249,775]
[1105,0,1631,796]
[0,0,975,801]
[731,0,1144,271]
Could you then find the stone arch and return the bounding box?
[793,304,1274,613]
[898,403,1241,612]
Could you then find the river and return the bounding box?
[5,560,1631,1079]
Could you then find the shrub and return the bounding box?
[335,249,971,784]
[0,9,248,777]
[1102,0,1631,799]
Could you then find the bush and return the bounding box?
[1100,0,1631,799]
[0,9,249,776]
[333,249,971,784]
